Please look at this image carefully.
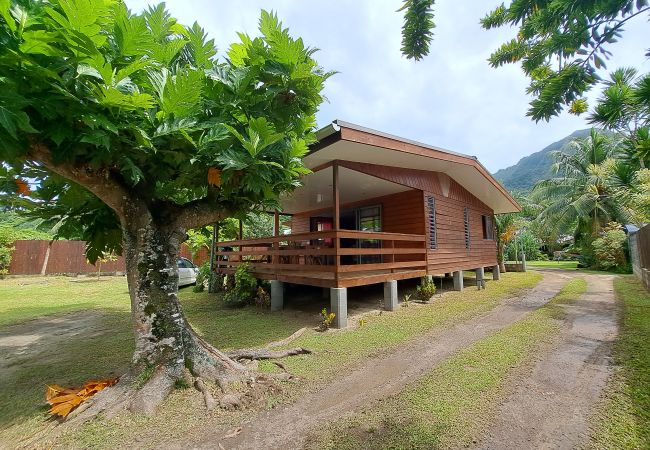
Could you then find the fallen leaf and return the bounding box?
[45,378,118,419]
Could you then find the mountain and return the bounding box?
[493,129,593,192]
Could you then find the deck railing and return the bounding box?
[215,230,426,280]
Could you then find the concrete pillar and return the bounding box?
[475,267,485,290]
[271,280,284,312]
[453,270,464,291]
[520,252,527,272]
[492,265,500,281]
[330,287,347,328]
[425,274,433,282]
[383,280,398,311]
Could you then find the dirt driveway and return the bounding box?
[475,273,618,450]
[165,270,619,450]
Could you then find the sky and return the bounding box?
[124,0,649,173]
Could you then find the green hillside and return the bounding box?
[493,129,592,192]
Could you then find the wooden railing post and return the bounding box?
[273,210,280,276]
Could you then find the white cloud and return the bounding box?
[124,0,650,172]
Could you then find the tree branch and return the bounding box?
[27,141,132,219]
[173,193,234,230]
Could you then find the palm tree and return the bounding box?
[531,130,633,245]
[589,68,650,169]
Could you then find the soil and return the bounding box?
[164,271,580,450]
[0,311,107,379]
[474,273,618,450]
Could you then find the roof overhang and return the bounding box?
[302,120,520,214]
[279,165,412,214]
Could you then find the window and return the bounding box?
[482,215,494,240]
[426,196,437,249]
[464,207,470,250]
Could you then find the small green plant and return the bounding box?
[403,293,412,307]
[358,318,366,327]
[223,263,258,307]
[193,262,212,292]
[318,308,336,331]
[416,278,436,301]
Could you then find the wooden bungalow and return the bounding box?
[215,121,520,327]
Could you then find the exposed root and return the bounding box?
[130,365,178,415]
[194,377,215,411]
[227,347,312,361]
[265,327,307,348]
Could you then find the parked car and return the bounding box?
[177,257,198,286]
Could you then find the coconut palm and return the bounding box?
[531,130,634,243]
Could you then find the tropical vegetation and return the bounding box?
[0,0,330,416]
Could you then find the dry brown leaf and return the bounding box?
[207,167,221,186]
[45,378,118,419]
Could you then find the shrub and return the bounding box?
[223,263,258,307]
[193,262,212,293]
[504,229,543,261]
[415,278,436,301]
[592,223,629,272]
[0,227,17,276]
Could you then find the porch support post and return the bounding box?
[332,162,340,284]
[475,267,485,289]
[384,280,398,311]
[330,287,347,328]
[520,252,527,272]
[453,270,464,291]
[239,219,243,240]
[492,265,500,281]
[271,280,284,312]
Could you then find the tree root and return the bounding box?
[194,377,215,411]
[227,347,312,361]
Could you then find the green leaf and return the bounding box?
[182,22,216,69]
[19,30,64,56]
[158,68,203,119]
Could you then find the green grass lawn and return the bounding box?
[527,260,579,270]
[259,272,543,382]
[586,277,650,449]
[306,278,588,450]
[0,272,542,448]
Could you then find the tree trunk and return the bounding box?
[73,206,248,420]
[122,211,248,414]
[497,240,507,273]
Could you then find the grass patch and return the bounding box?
[528,260,579,270]
[259,272,543,382]
[0,276,305,447]
[586,277,650,449]
[0,272,542,448]
[307,278,587,450]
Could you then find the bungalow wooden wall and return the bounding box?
[333,161,497,273]
[289,189,424,236]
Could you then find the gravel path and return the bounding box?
[171,272,570,450]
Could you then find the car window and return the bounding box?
[177,259,188,269]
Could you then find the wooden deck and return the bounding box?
[215,230,427,288]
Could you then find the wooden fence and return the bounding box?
[7,240,209,276]
[629,224,650,291]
